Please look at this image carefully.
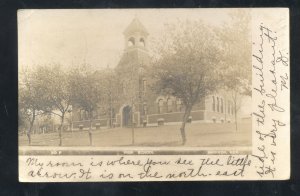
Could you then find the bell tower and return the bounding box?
[116,17,150,72]
[115,17,150,127]
[123,17,149,51]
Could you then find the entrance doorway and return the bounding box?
[122,105,132,127]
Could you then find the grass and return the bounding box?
[19,122,251,147]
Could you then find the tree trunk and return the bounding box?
[58,114,65,146]
[27,111,36,145]
[234,92,238,132]
[224,98,227,122]
[180,105,192,145]
[110,93,113,128]
[131,106,135,145]
[234,104,238,132]
[27,119,34,145]
[88,112,93,146]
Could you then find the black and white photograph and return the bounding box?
[17,8,290,182]
[18,9,252,155]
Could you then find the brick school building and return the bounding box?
[72,18,236,130]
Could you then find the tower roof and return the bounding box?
[123,17,149,36]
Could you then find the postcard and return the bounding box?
[18,8,290,181]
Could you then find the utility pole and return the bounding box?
[88,108,93,146]
[224,96,227,122]
[110,72,113,128]
[131,62,135,145]
[131,96,135,145]
[108,64,113,128]
[70,107,73,136]
[110,92,113,128]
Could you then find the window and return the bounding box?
[140,38,145,47]
[80,110,86,120]
[81,110,88,120]
[143,79,147,93]
[128,37,135,47]
[221,98,223,113]
[167,98,173,113]
[228,102,233,115]
[228,101,230,114]
[217,97,219,112]
[79,110,83,120]
[85,111,89,120]
[93,110,98,119]
[176,99,182,112]
[212,96,215,111]
[143,102,147,115]
[122,82,125,94]
[158,99,164,114]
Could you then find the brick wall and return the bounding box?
[73,118,115,129]
[147,110,204,124]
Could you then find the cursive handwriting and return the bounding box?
[252,22,289,179]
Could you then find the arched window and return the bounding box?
[158,99,164,114]
[79,110,84,120]
[122,82,125,94]
[217,97,220,112]
[93,110,98,119]
[140,38,145,47]
[84,111,89,120]
[228,101,230,114]
[167,98,173,113]
[176,99,182,112]
[128,37,135,47]
[229,102,233,115]
[221,98,223,113]
[212,96,215,111]
[143,102,147,115]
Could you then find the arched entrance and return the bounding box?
[122,105,132,127]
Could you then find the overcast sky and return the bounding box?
[18,9,234,71]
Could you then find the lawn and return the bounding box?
[19,122,251,147]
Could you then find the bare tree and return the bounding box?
[100,67,122,128]
[217,10,252,131]
[19,68,46,145]
[69,65,103,145]
[151,20,222,145]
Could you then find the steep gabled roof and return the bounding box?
[123,17,149,36]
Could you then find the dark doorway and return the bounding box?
[122,105,132,127]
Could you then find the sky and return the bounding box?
[18,9,234,71]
